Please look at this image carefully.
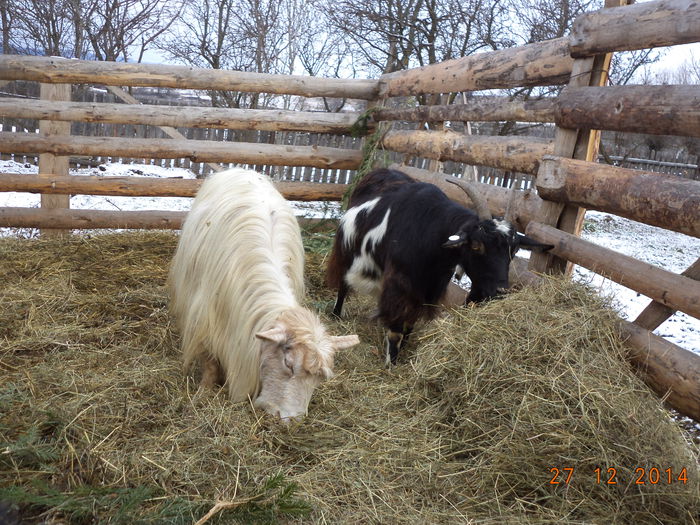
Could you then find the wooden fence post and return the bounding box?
[38,83,71,236]
[529,0,627,275]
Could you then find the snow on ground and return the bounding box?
[0,159,697,353]
[575,212,700,352]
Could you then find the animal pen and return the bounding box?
[1,0,700,522]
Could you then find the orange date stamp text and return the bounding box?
[549,466,688,485]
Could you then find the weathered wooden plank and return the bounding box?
[570,0,700,57]
[38,83,71,236]
[620,319,700,424]
[634,258,700,331]
[0,207,186,229]
[373,97,556,123]
[555,85,700,136]
[537,156,700,238]
[381,130,554,175]
[0,97,362,134]
[525,221,700,320]
[529,17,616,274]
[0,173,347,201]
[0,207,333,230]
[378,38,573,97]
[0,55,380,100]
[0,132,363,169]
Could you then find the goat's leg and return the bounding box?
[332,281,349,318]
[401,322,414,346]
[378,267,419,365]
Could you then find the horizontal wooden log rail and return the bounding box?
[0,55,379,100]
[373,97,556,124]
[525,222,700,320]
[391,164,543,232]
[0,173,347,201]
[0,206,186,229]
[0,207,334,230]
[0,98,363,134]
[378,38,573,97]
[0,133,363,169]
[382,130,554,175]
[537,156,700,238]
[570,0,700,57]
[635,258,700,331]
[555,85,700,137]
[620,319,700,424]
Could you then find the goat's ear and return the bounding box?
[517,233,553,253]
[443,232,468,248]
[331,334,360,350]
[255,325,288,345]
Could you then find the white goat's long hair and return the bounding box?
[168,168,306,401]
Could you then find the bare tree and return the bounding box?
[672,51,700,84]
[323,0,426,75]
[159,0,296,108]
[12,0,75,56]
[85,0,181,62]
[321,0,510,78]
[511,0,599,42]
[0,0,14,54]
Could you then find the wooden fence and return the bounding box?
[0,0,699,423]
[3,85,697,185]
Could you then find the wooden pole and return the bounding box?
[378,38,573,97]
[381,130,553,175]
[529,0,624,275]
[0,207,334,230]
[0,173,347,201]
[38,83,71,237]
[537,156,700,237]
[570,0,700,58]
[0,55,379,100]
[0,132,363,169]
[525,221,700,320]
[620,320,700,424]
[0,96,364,135]
[373,97,556,124]
[0,207,185,230]
[555,85,700,137]
[634,258,700,331]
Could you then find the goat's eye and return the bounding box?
[283,353,295,374]
[282,345,294,374]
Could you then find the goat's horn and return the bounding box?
[445,177,492,220]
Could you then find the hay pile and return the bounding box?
[0,231,698,524]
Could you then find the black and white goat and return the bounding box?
[326,167,551,365]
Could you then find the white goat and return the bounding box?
[169,168,359,421]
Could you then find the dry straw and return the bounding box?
[0,231,698,524]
